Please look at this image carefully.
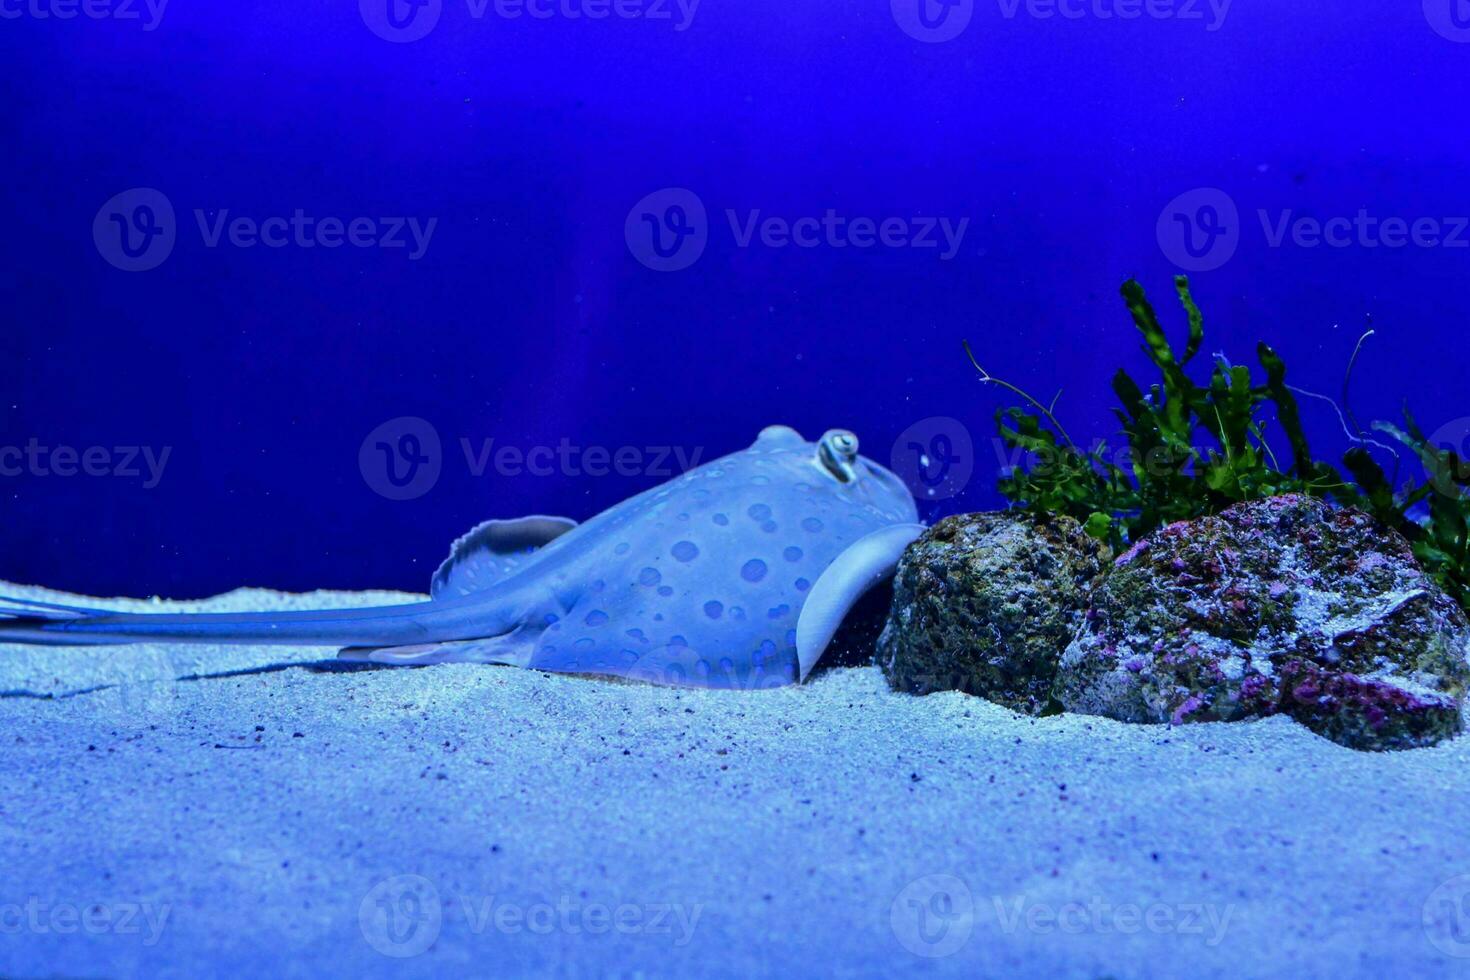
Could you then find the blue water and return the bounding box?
[4,2,1468,598]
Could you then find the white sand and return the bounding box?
[3,582,1469,978]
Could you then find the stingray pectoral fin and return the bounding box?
[431,515,579,599]
[795,523,924,682]
[338,629,537,667]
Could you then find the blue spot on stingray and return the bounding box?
[704,601,724,619]
[795,577,811,592]
[615,542,631,555]
[741,559,768,583]
[802,517,824,533]
[585,610,608,626]
[575,637,595,651]
[784,546,803,562]
[672,541,700,562]
[747,504,772,522]
[768,604,790,618]
[713,513,729,526]
[638,567,662,586]
[658,585,674,597]
[761,520,778,533]
[729,606,747,621]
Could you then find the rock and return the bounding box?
[877,512,1110,714]
[1055,494,1470,751]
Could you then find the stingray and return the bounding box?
[0,426,923,689]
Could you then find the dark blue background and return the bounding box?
[3,1,1468,597]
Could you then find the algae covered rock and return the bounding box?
[1055,494,1470,751]
[877,511,1110,714]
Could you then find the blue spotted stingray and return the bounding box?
[0,427,922,689]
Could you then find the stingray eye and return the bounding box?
[817,429,860,483]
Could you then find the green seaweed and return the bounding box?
[1348,414,1470,613]
[976,276,1470,614]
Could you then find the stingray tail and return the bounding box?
[0,592,479,648]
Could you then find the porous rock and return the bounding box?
[1055,494,1470,751]
[877,512,1110,714]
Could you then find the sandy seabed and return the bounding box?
[2,582,1469,978]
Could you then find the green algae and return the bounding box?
[974,276,1470,616]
